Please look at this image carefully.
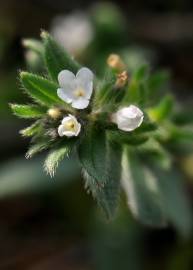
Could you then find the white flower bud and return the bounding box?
[58,114,81,137]
[48,108,61,119]
[112,105,144,132]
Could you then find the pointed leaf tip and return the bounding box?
[42,32,81,81]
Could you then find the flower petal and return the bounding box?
[62,130,76,137]
[61,114,73,124]
[57,88,72,103]
[74,80,93,100]
[58,124,66,136]
[84,81,93,99]
[117,120,134,131]
[72,98,89,109]
[74,123,81,136]
[58,70,75,88]
[76,67,94,82]
[76,68,94,100]
[117,115,144,131]
[119,106,143,119]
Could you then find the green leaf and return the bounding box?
[150,165,192,236]
[93,69,116,110]
[135,121,157,133]
[122,65,148,105]
[44,146,72,177]
[20,72,62,106]
[26,141,51,159]
[133,64,149,81]
[10,104,46,118]
[147,95,174,122]
[123,147,192,234]
[22,38,44,55]
[78,125,108,185]
[20,121,42,137]
[122,147,166,227]
[84,143,121,219]
[147,70,169,99]
[166,126,193,154]
[41,31,80,81]
[123,80,139,104]
[139,139,171,170]
[108,130,148,146]
[172,109,193,125]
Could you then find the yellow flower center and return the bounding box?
[74,88,85,97]
[64,121,75,131]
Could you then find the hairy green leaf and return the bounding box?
[135,121,157,133]
[84,143,121,219]
[26,141,51,159]
[78,126,108,185]
[93,69,116,110]
[138,138,171,170]
[20,121,42,137]
[41,31,80,81]
[133,64,149,81]
[121,65,149,105]
[150,165,192,236]
[22,38,44,55]
[10,104,46,118]
[122,147,166,227]
[44,146,71,177]
[108,130,148,146]
[20,72,62,106]
[148,95,174,122]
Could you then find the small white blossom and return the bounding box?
[57,67,94,109]
[112,105,144,132]
[50,12,93,54]
[58,114,81,137]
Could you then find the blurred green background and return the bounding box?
[1,0,193,269]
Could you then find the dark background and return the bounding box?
[0,0,193,269]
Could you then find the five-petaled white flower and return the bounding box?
[58,114,81,137]
[57,67,94,109]
[112,105,144,132]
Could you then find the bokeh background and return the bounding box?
[1,0,193,269]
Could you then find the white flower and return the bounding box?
[58,114,81,137]
[57,67,94,110]
[112,105,144,132]
[50,12,93,54]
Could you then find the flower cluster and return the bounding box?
[11,32,193,225]
[56,67,143,137]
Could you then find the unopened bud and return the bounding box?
[48,108,62,120]
[107,54,125,71]
[111,105,144,132]
[115,71,128,88]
